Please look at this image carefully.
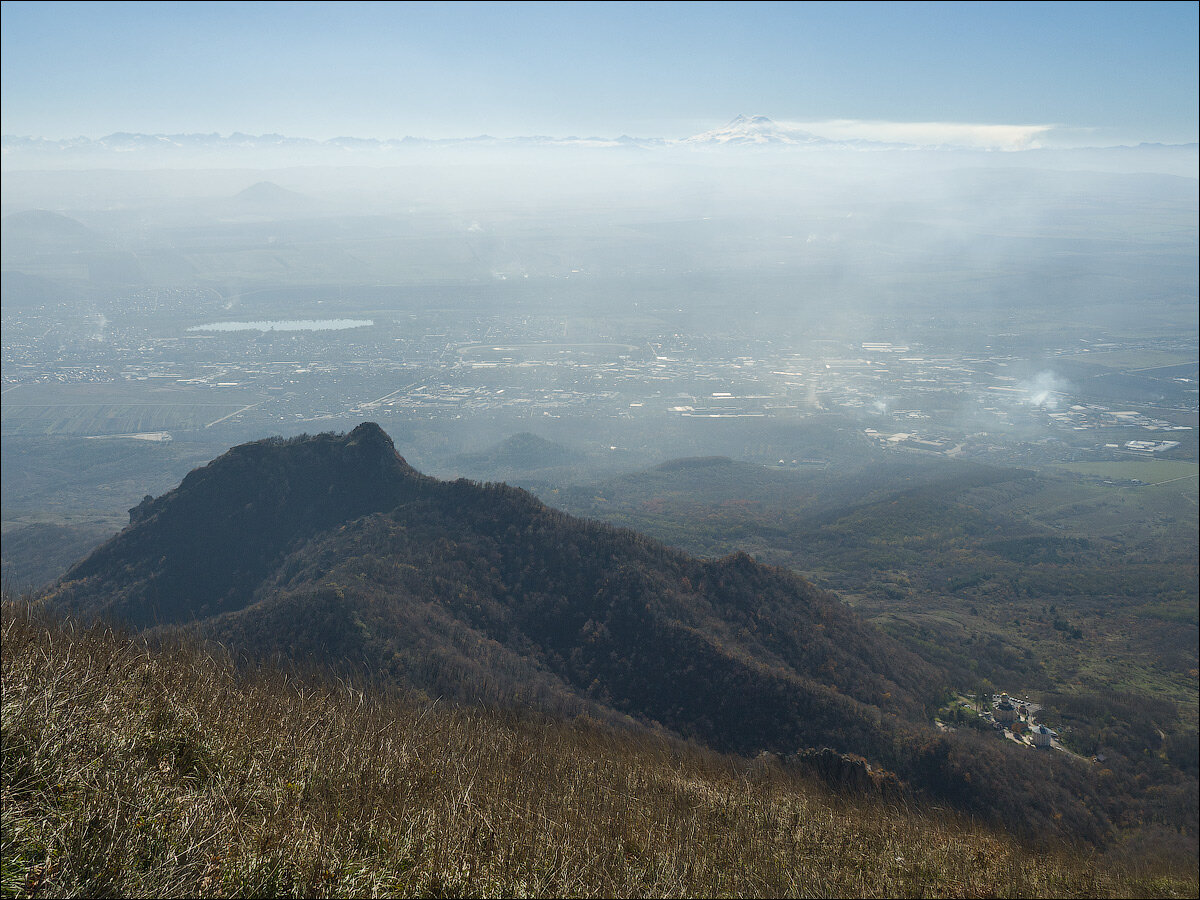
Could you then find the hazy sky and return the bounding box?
[2,1,1197,145]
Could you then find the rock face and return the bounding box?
[792,748,905,800]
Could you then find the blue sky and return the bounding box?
[2,1,1197,145]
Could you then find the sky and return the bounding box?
[1,0,1197,146]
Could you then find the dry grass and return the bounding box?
[2,600,1195,898]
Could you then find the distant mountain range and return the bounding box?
[0,129,667,157]
[5,116,1196,166]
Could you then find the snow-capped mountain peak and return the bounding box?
[683,114,831,145]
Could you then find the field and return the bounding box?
[0,382,257,436]
[1053,459,1199,488]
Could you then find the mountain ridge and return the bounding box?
[6,122,1197,159]
[61,423,427,625]
[48,423,939,756]
[41,423,1121,843]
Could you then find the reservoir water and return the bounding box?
[187,319,373,333]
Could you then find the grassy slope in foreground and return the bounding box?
[3,602,1195,899]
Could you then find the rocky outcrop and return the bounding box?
[791,747,905,801]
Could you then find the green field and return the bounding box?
[1053,459,1200,489]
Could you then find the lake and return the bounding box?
[187,319,373,333]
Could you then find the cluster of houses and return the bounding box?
[990,692,1058,749]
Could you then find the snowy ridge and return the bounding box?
[681,114,836,146]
